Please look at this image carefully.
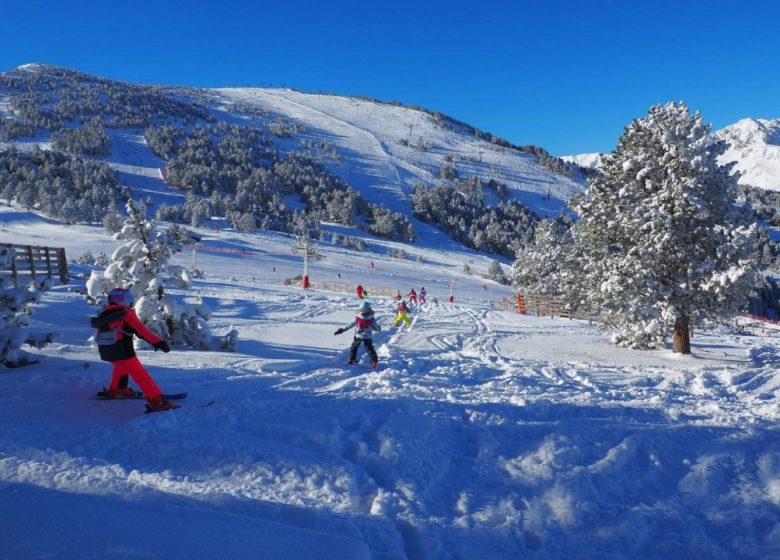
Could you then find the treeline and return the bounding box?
[146,123,276,193]
[148,123,414,241]
[0,65,212,140]
[51,118,111,156]
[223,101,306,139]
[0,146,126,223]
[412,176,537,258]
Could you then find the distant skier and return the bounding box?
[394,300,411,328]
[334,301,382,367]
[90,288,178,413]
[394,290,402,300]
[407,288,417,305]
[419,287,427,304]
[356,284,369,300]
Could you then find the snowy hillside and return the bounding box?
[2,205,780,559]
[718,118,780,191]
[214,88,584,216]
[0,64,586,252]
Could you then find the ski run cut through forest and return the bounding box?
[1,65,780,559]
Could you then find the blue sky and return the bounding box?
[2,0,779,155]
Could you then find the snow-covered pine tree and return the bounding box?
[511,216,573,295]
[488,260,508,284]
[571,102,758,352]
[0,247,53,367]
[86,199,237,351]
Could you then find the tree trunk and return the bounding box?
[673,315,691,354]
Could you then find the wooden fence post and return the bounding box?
[10,251,18,287]
[45,247,53,277]
[58,248,68,284]
[26,246,36,281]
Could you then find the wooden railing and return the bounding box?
[0,243,69,287]
[496,292,597,322]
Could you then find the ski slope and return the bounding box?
[1,207,780,559]
[215,87,584,219]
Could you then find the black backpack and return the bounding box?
[90,308,133,361]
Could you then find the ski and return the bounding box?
[95,390,188,400]
[144,403,180,414]
[144,399,215,413]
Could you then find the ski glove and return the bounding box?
[154,340,171,353]
[334,329,344,335]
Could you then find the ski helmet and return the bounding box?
[359,301,372,311]
[108,287,134,307]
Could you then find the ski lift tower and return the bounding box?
[290,234,320,289]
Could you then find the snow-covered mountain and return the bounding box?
[560,152,603,170]
[717,118,780,191]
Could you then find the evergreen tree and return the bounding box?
[86,200,237,351]
[511,216,573,295]
[488,260,508,284]
[571,102,758,352]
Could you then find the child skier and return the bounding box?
[91,287,178,413]
[419,287,427,304]
[407,288,417,305]
[394,300,411,328]
[334,301,382,367]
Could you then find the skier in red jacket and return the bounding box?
[91,288,177,413]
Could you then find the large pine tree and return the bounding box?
[571,102,758,352]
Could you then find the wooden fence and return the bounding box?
[493,292,597,322]
[0,243,69,287]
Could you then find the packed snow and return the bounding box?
[2,205,780,559]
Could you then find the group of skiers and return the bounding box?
[91,283,432,413]
[333,285,432,367]
[396,287,426,304]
